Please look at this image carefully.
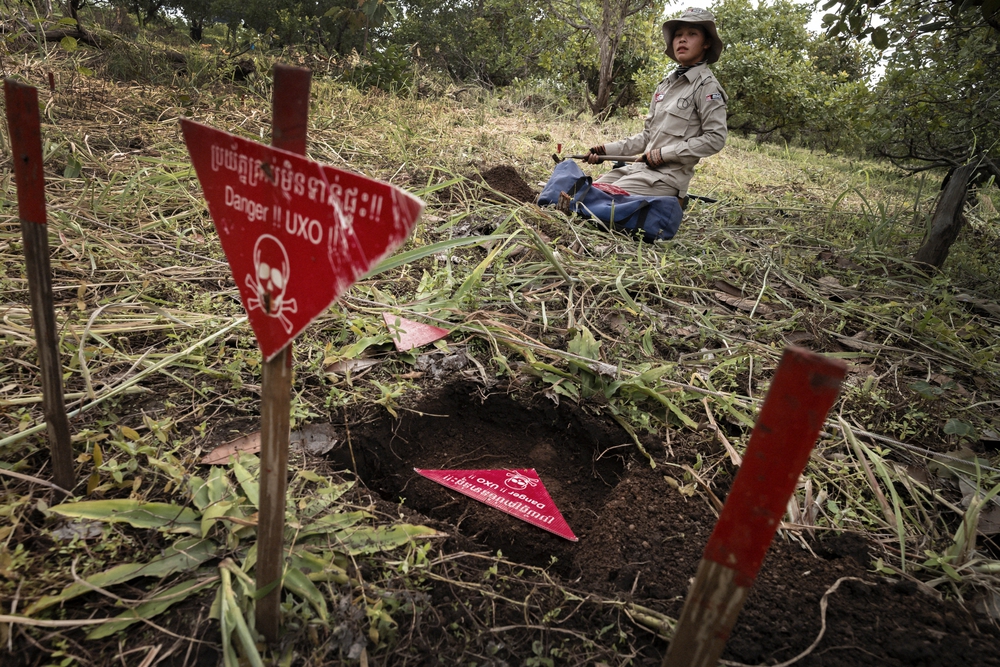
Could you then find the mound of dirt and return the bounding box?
[480,165,537,203]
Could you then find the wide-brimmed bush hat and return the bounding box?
[662,7,724,64]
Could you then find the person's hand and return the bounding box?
[586,145,606,164]
[642,148,665,168]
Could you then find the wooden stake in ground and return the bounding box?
[181,60,422,644]
[4,79,75,494]
[662,346,846,667]
[254,64,312,644]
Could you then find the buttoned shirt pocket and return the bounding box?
[665,103,694,136]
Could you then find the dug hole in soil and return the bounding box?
[335,381,1000,666]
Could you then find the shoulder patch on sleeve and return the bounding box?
[706,92,722,101]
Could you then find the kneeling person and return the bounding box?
[587,7,728,199]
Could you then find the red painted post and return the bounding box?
[254,64,311,644]
[4,79,75,494]
[662,346,846,667]
[181,60,421,641]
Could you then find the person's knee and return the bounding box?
[615,180,678,197]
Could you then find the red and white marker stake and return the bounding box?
[662,346,846,667]
[416,468,577,541]
[4,79,74,494]
[182,64,423,642]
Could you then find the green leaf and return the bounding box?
[58,17,78,26]
[318,481,354,503]
[615,270,640,313]
[299,510,371,538]
[710,394,756,429]
[297,469,326,484]
[525,226,573,284]
[77,66,94,77]
[334,334,391,361]
[630,386,698,429]
[940,561,963,582]
[641,328,655,357]
[412,177,462,198]
[450,235,517,304]
[363,235,512,279]
[201,501,233,537]
[206,467,230,504]
[637,365,671,385]
[51,499,200,534]
[232,460,259,509]
[552,379,580,400]
[848,11,864,33]
[909,381,942,399]
[192,467,230,510]
[527,362,574,380]
[59,36,78,52]
[567,326,601,361]
[87,576,217,639]
[331,524,441,555]
[871,26,889,50]
[284,557,328,622]
[944,419,976,438]
[63,156,82,179]
[24,538,218,615]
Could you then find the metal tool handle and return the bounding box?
[565,154,641,163]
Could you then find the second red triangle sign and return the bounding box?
[414,468,578,541]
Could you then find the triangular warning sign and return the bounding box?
[180,120,422,361]
[382,313,449,351]
[414,468,577,541]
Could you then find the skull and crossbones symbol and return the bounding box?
[245,234,298,333]
[504,471,539,491]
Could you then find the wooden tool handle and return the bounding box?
[566,154,641,163]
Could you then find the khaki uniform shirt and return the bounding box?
[598,64,728,197]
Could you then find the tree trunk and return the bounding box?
[591,34,617,114]
[913,162,976,269]
[589,0,625,116]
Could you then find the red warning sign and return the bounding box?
[181,120,423,361]
[414,468,577,541]
[382,313,449,351]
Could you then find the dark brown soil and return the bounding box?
[339,380,1000,666]
[480,165,537,203]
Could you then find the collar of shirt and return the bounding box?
[671,62,707,83]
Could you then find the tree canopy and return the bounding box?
[821,0,999,266]
[708,0,872,150]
